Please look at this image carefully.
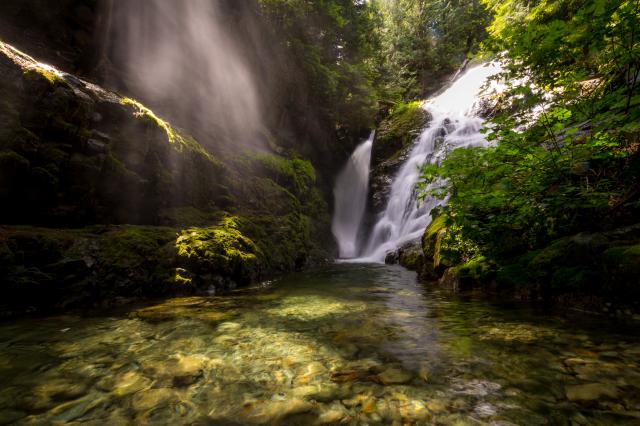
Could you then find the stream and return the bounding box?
[1,263,639,425]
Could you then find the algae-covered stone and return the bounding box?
[376,367,413,385]
[565,383,620,401]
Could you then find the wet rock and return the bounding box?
[22,379,89,411]
[361,397,377,413]
[306,384,351,403]
[474,402,497,417]
[375,367,413,385]
[109,371,152,396]
[170,355,207,387]
[418,363,430,382]
[0,409,26,424]
[341,393,370,408]
[317,402,349,424]
[452,379,501,396]
[50,394,105,423]
[295,361,327,385]
[86,138,107,154]
[398,400,429,421]
[131,388,175,411]
[247,397,314,423]
[425,398,447,414]
[291,385,321,399]
[565,383,620,401]
[331,370,363,383]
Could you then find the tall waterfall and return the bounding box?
[359,64,502,262]
[332,132,374,258]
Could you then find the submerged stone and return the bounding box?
[565,383,620,401]
[376,368,413,385]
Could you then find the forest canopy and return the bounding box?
[420,0,640,260]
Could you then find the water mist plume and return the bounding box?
[108,0,263,145]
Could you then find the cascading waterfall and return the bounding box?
[332,132,374,258]
[357,63,502,262]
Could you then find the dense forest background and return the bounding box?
[0,0,638,314]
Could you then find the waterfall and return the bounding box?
[358,63,502,262]
[332,132,374,258]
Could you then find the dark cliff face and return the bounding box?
[0,0,370,202]
[0,0,102,77]
[0,0,366,202]
[0,0,338,314]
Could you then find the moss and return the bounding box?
[373,101,429,164]
[158,207,222,227]
[175,216,262,285]
[239,213,314,272]
[425,214,447,239]
[0,150,29,170]
[247,152,317,196]
[120,97,217,163]
[97,226,178,295]
[550,267,596,292]
[398,245,425,272]
[23,66,68,87]
[456,255,495,284]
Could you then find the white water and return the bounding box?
[353,63,502,262]
[332,132,374,258]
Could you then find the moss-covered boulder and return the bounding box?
[494,225,640,311]
[0,225,179,316]
[369,102,430,212]
[420,214,466,278]
[0,214,311,315]
[175,216,262,288]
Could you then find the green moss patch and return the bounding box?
[176,216,262,286]
[373,101,429,165]
[120,97,217,162]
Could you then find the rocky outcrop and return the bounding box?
[369,102,430,213]
[0,42,232,226]
[0,41,332,316]
[411,212,640,315]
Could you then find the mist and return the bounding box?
[108,0,264,146]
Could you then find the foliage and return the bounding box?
[250,152,317,196]
[258,0,381,131]
[374,0,493,100]
[420,0,640,259]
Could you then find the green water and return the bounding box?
[1,264,639,425]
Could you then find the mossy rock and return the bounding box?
[393,240,424,271]
[175,216,262,286]
[97,226,178,296]
[421,214,462,276]
[456,255,496,284]
[369,102,430,212]
[422,215,447,261]
[372,101,430,166]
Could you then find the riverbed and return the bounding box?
[1,263,639,425]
